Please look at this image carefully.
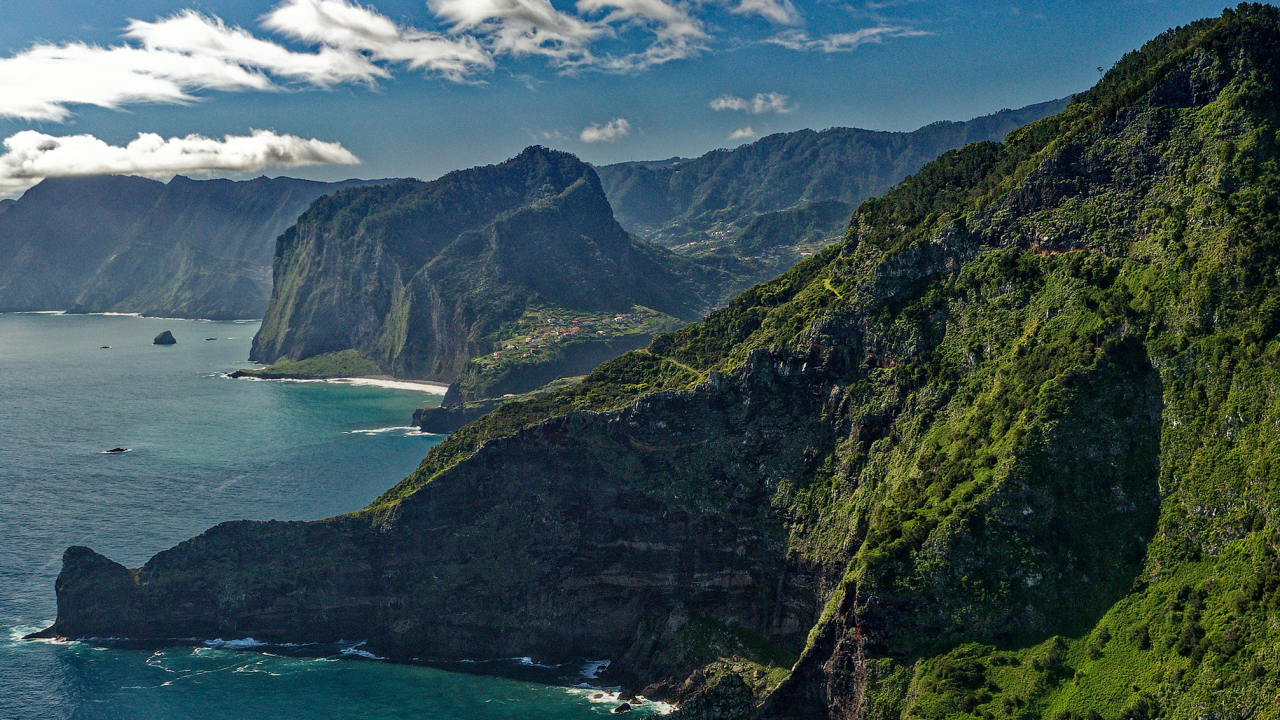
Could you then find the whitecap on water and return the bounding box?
[343,426,421,436]
[203,637,267,650]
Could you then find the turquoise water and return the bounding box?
[0,313,646,719]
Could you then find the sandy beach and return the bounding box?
[327,377,451,395]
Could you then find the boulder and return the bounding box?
[153,330,176,345]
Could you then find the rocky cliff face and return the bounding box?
[0,174,378,320]
[36,7,1280,719]
[249,146,748,390]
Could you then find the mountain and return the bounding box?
[595,98,1071,260]
[0,174,380,320]
[246,146,750,400]
[32,6,1280,719]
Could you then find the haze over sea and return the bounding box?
[0,313,648,719]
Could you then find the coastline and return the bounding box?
[328,377,450,395]
[229,372,450,396]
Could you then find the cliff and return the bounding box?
[248,147,749,396]
[35,6,1280,719]
[0,174,379,320]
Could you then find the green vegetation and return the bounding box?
[368,6,1280,716]
[233,349,382,379]
[449,304,682,400]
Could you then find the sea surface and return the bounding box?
[0,313,655,719]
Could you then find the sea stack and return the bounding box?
[153,330,176,345]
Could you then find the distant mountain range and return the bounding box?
[595,97,1070,263]
[0,174,381,320]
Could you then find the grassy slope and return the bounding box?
[365,7,1280,718]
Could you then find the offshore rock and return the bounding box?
[153,331,176,345]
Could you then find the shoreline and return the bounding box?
[328,377,450,395]
[229,372,450,396]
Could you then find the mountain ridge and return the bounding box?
[595,97,1071,259]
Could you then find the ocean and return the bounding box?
[0,313,657,719]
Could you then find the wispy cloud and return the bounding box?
[262,0,491,78]
[429,0,605,65]
[724,0,801,26]
[0,129,358,196]
[710,91,793,114]
[728,126,756,140]
[579,117,631,142]
[767,25,930,52]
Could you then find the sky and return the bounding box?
[0,0,1241,197]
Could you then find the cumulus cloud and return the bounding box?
[710,92,793,114]
[0,129,359,196]
[728,126,756,140]
[579,118,630,142]
[767,25,930,52]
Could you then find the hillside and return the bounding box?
[248,146,750,399]
[595,97,1070,266]
[33,6,1280,719]
[0,174,378,320]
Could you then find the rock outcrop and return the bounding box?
[152,331,176,345]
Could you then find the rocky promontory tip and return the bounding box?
[153,330,176,345]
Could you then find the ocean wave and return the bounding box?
[7,623,56,643]
[567,688,675,715]
[343,426,419,436]
[338,641,384,660]
[203,637,266,650]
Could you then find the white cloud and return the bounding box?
[725,0,800,25]
[728,126,756,140]
[264,0,491,77]
[576,0,709,70]
[0,1,494,122]
[767,25,930,52]
[430,0,605,64]
[0,42,273,123]
[0,0,912,123]
[710,92,793,114]
[0,129,359,197]
[579,117,630,142]
[127,10,387,86]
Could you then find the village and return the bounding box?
[471,305,680,373]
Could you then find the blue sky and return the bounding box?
[0,0,1240,195]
